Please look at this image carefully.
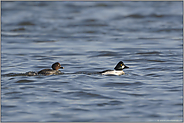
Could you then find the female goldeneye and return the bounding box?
[38,62,64,75]
[100,61,129,75]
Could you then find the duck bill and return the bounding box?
[60,67,64,69]
[124,65,129,69]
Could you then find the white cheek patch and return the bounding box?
[121,65,125,69]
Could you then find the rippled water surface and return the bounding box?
[1,1,183,122]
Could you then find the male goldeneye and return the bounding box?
[100,61,129,75]
[38,62,64,75]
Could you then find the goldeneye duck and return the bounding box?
[100,61,129,75]
[38,62,64,75]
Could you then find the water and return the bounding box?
[1,1,183,122]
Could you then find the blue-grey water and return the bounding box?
[1,1,183,122]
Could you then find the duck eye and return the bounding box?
[121,64,122,66]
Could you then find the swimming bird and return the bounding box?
[100,61,129,75]
[38,62,64,75]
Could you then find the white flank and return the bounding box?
[102,70,125,76]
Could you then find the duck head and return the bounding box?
[114,61,129,70]
[52,62,64,70]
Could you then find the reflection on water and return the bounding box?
[1,1,183,122]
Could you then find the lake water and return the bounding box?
[1,1,183,122]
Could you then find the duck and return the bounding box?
[100,61,129,75]
[38,62,64,75]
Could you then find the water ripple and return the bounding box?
[103,82,144,87]
[15,79,35,83]
[65,91,112,99]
